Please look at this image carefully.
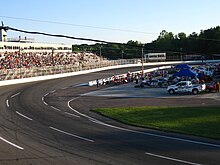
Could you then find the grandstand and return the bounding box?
[0,27,111,81]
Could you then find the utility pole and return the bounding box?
[99,45,102,58]
[99,44,102,67]
[0,22,9,42]
[52,48,55,66]
[141,45,144,76]
[19,46,21,79]
[121,50,124,59]
[180,48,183,61]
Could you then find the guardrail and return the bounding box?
[0,59,219,87]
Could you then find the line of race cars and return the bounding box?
[89,62,220,95]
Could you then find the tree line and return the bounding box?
[72,26,220,60]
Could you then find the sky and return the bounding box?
[1,0,220,45]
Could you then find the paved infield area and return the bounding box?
[79,82,220,108]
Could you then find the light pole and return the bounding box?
[19,46,22,79]
[121,50,124,59]
[99,45,102,67]
[141,45,144,76]
[52,48,55,66]
[3,34,6,42]
[180,48,183,61]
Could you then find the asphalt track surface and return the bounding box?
[0,66,220,165]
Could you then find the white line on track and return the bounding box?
[6,99,9,107]
[91,116,220,148]
[74,83,88,87]
[50,106,61,111]
[16,111,33,121]
[145,152,202,165]
[42,97,48,106]
[61,87,69,90]
[50,90,56,93]
[68,97,220,149]
[49,126,94,142]
[44,93,49,97]
[11,92,21,98]
[68,97,97,121]
[0,136,24,150]
[64,112,80,118]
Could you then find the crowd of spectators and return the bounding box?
[0,51,101,70]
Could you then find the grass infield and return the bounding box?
[94,106,220,140]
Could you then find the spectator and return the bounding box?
[0,52,101,70]
[0,51,110,80]
[96,79,99,87]
[135,74,139,84]
[216,82,220,93]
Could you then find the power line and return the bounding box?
[8,26,112,44]
[2,16,220,43]
[0,15,158,35]
[5,26,144,48]
[1,26,218,56]
[1,25,170,53]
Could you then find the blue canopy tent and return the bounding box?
[174,64,191,69]
[173,69,197,78]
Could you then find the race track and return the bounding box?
[0,66,220,165]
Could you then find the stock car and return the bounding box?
[157,77,169,87]
[139,78,169,88]
[141,80,159,87]
[205,82,217,92]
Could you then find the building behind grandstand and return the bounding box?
[0,26,72,53]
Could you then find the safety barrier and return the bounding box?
[0,59,219,87]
